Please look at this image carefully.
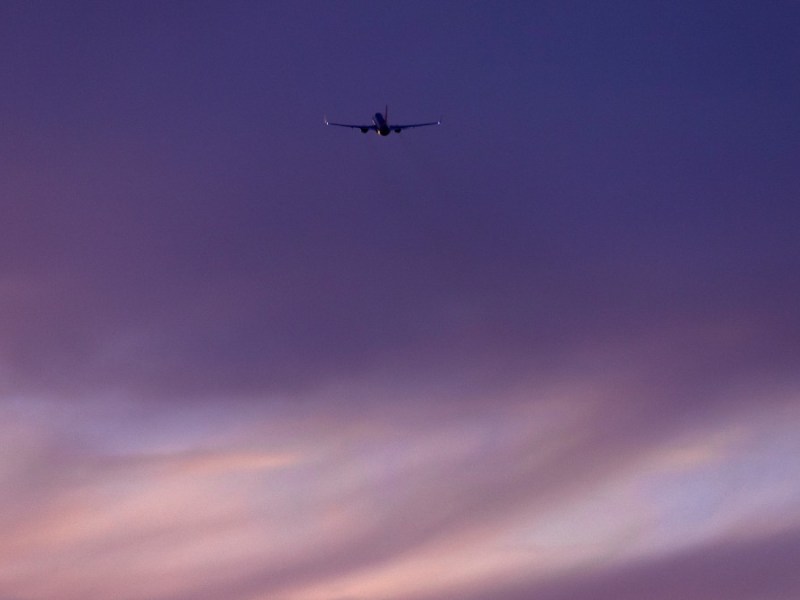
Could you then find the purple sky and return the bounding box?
[2,2,800,599]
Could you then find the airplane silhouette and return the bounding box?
[325,106,440,136]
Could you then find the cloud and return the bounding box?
[1,370,798,600]
[418,524,800,600]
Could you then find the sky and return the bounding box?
[1,1,800,599]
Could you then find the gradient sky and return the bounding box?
[2,1,800,599]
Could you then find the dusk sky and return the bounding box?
[2,2,800,599]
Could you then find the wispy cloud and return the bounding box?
[2,373,797,600]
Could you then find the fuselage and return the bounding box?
[372,112,392,136]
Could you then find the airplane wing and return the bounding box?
[390,120,441,131]
[324,117,377,131]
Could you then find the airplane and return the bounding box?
[324,106,440,136]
